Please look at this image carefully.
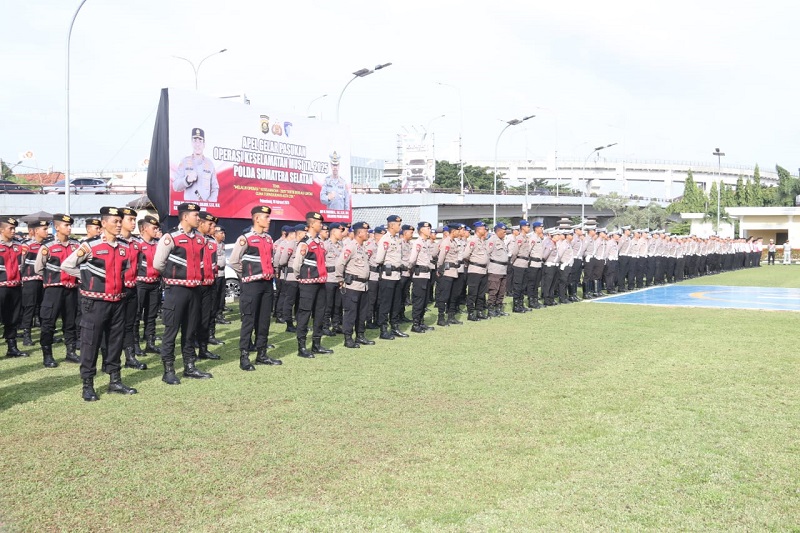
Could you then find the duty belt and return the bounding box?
[415,265,431,273]
[326,266,336,273]
[529,258,542,263]
[471,262,488,268]
[369,265,380,273]
[489,259,508,266]
[348,276,369,284]
[444,262,461,269]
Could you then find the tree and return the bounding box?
[593,193,630,224]
[752,164,763,206]
[774,165,800,206]
[734,175,745,206]
[434,160,505,192]
[721,182,736,207]
[1,160,15,181]
[668,170,706,214]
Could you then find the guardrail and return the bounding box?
[0,185,149,195]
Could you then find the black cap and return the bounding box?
[30,219,49,228]
[191,128,205,140]
[177,202,200,214]
[387,215,402,223]
[53,213,75,224]
[417,221,432,229]
[294,223,308,232]
[120,207,137,217]
[352,221,369,231]
[100,207,121,217]
[306,211,324,221]
[251,206,271,215]
[199,211,218,223]
[401,224,413,232]
[0,216,18,226]
[214,225,226,233]
[328,222,342,230]
[142,215,160,226]
[85,217,101,227]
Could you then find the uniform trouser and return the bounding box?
[542,265,558,302]
[296,282,326,340]
[645,256,656,284]
[367,279,380,321]
[282,280,299,323]
[428,276,436,304]
[0,286,22,340]
[653,257,664,284]
[526,266,542,302]
[435,275,454,312]
[160,285,199,364]
[465,272,488,313]
[197,284,214,345]
[487,274,506,307]
[212,276,225,318]
[665,257,677,282]
[377,278,403,327]
[557,265,571,300]
[273,277,283,318]
[588,258,605,288]
[341,287,368,336]
[675,257,686,280]
[122,286,138,347]
[768,251,775,265]
[239,279,273,352]
[511,265,528,304]
[506,264,514,295]
[458,273,468,306]
[617,256,630,290]
[324,282,343,327]
[40,286,78,347]
[136,281,160,339]
[20,280,43,331]
[635,257,646,287]
[398,276,412,311]
[79,298,124,379]
[451,273,467,311]
[569,259,583,296]
[411,277,429,322]
[603,260,618,292]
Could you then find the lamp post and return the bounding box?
[581,142,618,222]
[336,63,392,123]
[65,0,89,215]
[713,148,725,233]
[436,82,464,194]
[173,48,227,90]
[493,115,535,226]
[306,94,327,118]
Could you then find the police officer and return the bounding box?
[272,226,289,323]
[375,215,407,340]
[364,225,384,329]
[229,206,282,370]
[294,212,333,358]
[62,207,137,401]
[153,202,213,384]
[486,222,510,317]
[279,224,305,333]
[557,229,575,303]
[173,128,220,202]
[118,207,148,370]
[527,221,545,308]
[195,211,221,361]
[398,224,415,322]
[212,225,230,326]
[335,221,375,348]
[541,228,559,306]
[20,219,49,346]
[406,221,434,333]
[0,216,26,359]
[463,221,489,321]
[134,215,162,355]
[508,220,531,313]
[36,214,80,365]
[322,222,345,336]
[435,225,458,325]
[319,151,350,211]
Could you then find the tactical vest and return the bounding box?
[201,236,218,285]
[42,237,78,288]
[120,237,139,288]
[79,237,127,301]
[135,240,161,283]
[164,230,204,286]
[0,240,22,287]
[21,239,43,281]
[240,231,274,283]
[298,236,327,284]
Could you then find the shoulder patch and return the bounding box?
[383,242,389,250]
[77,249,85,257]
[163,235,171,246]
[238,237,246,246]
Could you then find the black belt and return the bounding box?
[286,267,294,273]
[529,258,542,263]
[472,262,488,268]
[348,276,369,284]
[326,266,336,273]
[444,262,461,269]
[369,266,379,273]
[415,266,431,273]
[490,259,508,266]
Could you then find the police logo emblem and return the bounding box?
[238,237,246,246]
[260,115,270,134]
[41,247,48,255]
[163,235,171,245]
[77,249,85,257]
[120,249,126,256]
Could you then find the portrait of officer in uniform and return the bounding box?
[173,128,220,203]
[319,151,350,211]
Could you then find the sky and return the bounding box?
[2,0,800,176]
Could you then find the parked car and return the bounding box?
[0,179,35,194]
[224,245,241,299]
[43,177,108,194]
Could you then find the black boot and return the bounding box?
[297,338,315,358]
[411,321,427,334]
[365,320,379,330]
[391,324,409,338]
[447,312,463,325]
[22,329,33,346]
[285,322,297,333]
[344,335,360,348]
[321,325,336,337]
[133,331,145,356]
[124,346,148,370]
[215,314,231,325]
[437,313,449,327]
[183,357,213,379]
[42,345,58,368]
[332,323,343,334]
[496,304,509,317]
[198,343,220,360]
[468,312,479,322]
[255,347,282,365]
[145,334,159,354]
[312,337,334,354]
[82,377,99,401]
[239,350,255,371]
[65,343,80,363]
[379,325,395,340]
[355,335,375,346]
[207,324,223,346]
[108,370,138,395]
[162,361,181,385]
[487,307,498,318]
[5,339,27,358]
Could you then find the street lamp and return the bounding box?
[581,142,618,222]
[65,0,89,216]
[336,63,392,123]
[173,48,228,90]
[436,82,465,194]
[493,115,535,226]
[306,94,328,118]
[713,148,725,233]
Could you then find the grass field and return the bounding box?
[1,267,799,531]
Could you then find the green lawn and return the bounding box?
[1,268,799,531]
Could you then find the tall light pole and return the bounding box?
[336,63,392,123]
[436,82,464,194]
[493,115,535,226]
[306,93,327,118]
[581,142,618,222]
[65,0,89,215]
[713,148,725,233]
[173,48,227,90]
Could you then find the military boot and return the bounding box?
[379,325,395,340]
[297,338,315,358]
[107,371,138,395]
[183,357,213,379]
[410,321,427,333]
[5,339,27,358]
[215,313,231,325]
[207,324,223,345]
[311,337,334,354]
[285,321,297,333]
[343,335,360,348]
[145,334,160,354]
[42,345,58,368]
[133,331,145,356]
[487,307,498,318]
[198,343,220,360]
[467,311,479,322]
[82,377,99,401]
[162,361,181,385]
[124,346,148,370]
[354,335,375,346]
[22,329,33,346]
[239,350,255,371]
[65,343,80,363]
[255,348,282,365]
[447,312,463,325]
[391,324,409,338]
[437,313,449,327]
[496,304,509,317]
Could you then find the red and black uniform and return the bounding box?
[62,235,128,379]
[294,234,328,349]
[196,234,219,350]
[134,238,161,342]
[229,230,275,353]
[0,236,23,342]
[37,236,79,350]
[20,237,44,336]
[120,236,141,351]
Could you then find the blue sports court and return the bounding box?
[593,285,800,312]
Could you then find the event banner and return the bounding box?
[165,89,351,221]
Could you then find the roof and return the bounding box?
[15,172,64,186]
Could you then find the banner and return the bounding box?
[156,89,351,221]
